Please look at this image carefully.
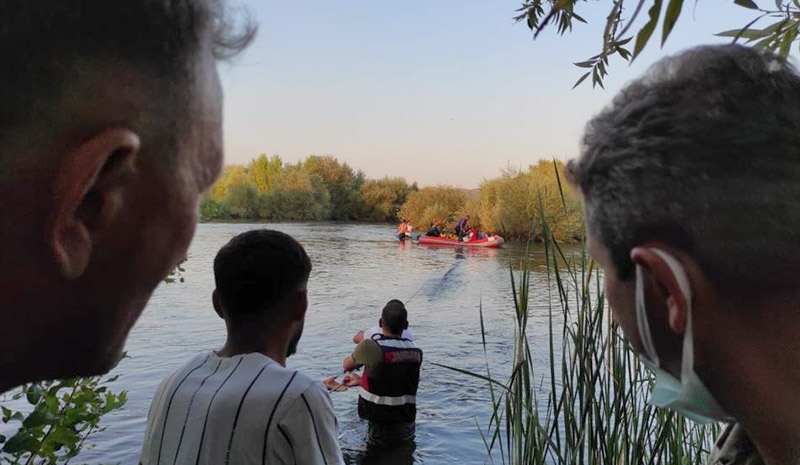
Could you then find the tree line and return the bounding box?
[201,154,417,222]
[202,155,583,241]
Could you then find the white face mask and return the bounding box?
[635,248,734,424]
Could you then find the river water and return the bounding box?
[76,222,566,464]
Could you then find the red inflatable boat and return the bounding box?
[418,235,505,248]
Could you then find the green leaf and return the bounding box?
[734,0,759,8]
[572,72,591,89]
[661,0,685,46]
[634,0,663,58]
[2,432,40,453]
[574,60,595,68]
[22,408,49,428]
[1,406,11,419]
[26,384,43,405]
[716,27,769,40]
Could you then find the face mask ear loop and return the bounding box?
[650,249,694,385]
[636,264,660,365]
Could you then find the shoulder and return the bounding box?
[275,378,335,425]
[245,361,318,402]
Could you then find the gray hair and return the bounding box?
[568,44,800,299]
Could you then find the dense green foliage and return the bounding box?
[202,154,417,222]
[515,0,800,88]
[0,371,126,464]
[400,160,583,241]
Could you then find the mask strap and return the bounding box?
[636,264,660,365]
[649,249,694,383]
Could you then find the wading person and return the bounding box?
[0,1,254,392]
[569,44,800,465]
[140,230,344,465]
[342,300,422,447]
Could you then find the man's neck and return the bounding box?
[216,331,289,367]
[716,306,800,465]
[380,329,404,339]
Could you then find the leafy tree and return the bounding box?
[359,177,417,222]
[301,155,362,220]
[247,154,283,194]
[515,0,800,87]
[399,186,469,231]
[271,165,332,220]
[472,160,583,241]
[211,165,249,202]
[223,184,261,219]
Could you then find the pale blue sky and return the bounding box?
[220,1,788,188]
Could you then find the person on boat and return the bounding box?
[140,230,344,465]
[455,215,470,240]
[342,300,422,444]
[465,225,479,242]
[426,221,442,237]
[397,219,410,240]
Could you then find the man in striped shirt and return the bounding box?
[140,230,344,465]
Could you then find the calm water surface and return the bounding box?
[78,222,567,464]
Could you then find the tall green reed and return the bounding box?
[436,168,720,465]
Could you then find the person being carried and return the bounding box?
[341,301,422,443]
[140,230,344,465]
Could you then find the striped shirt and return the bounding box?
[140,351,344,465]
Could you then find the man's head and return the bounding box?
[0,0,255,388]
[380,300,409,336]
[213,230,312,358]
[569,44,800,417]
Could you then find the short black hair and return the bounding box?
[568,44,800,298]
[381,300,408,334]
[0,0,256,164]
[214,230,312,316]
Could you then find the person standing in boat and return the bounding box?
[455,215,470,240]
[342,300,422,445]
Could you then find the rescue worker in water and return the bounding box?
[342,300,422,440]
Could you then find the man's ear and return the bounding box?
[631,247,689,335]
[295,289,308,319]
[48,128,141,279]
[212,289,225,320]
[379,318,384,328]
